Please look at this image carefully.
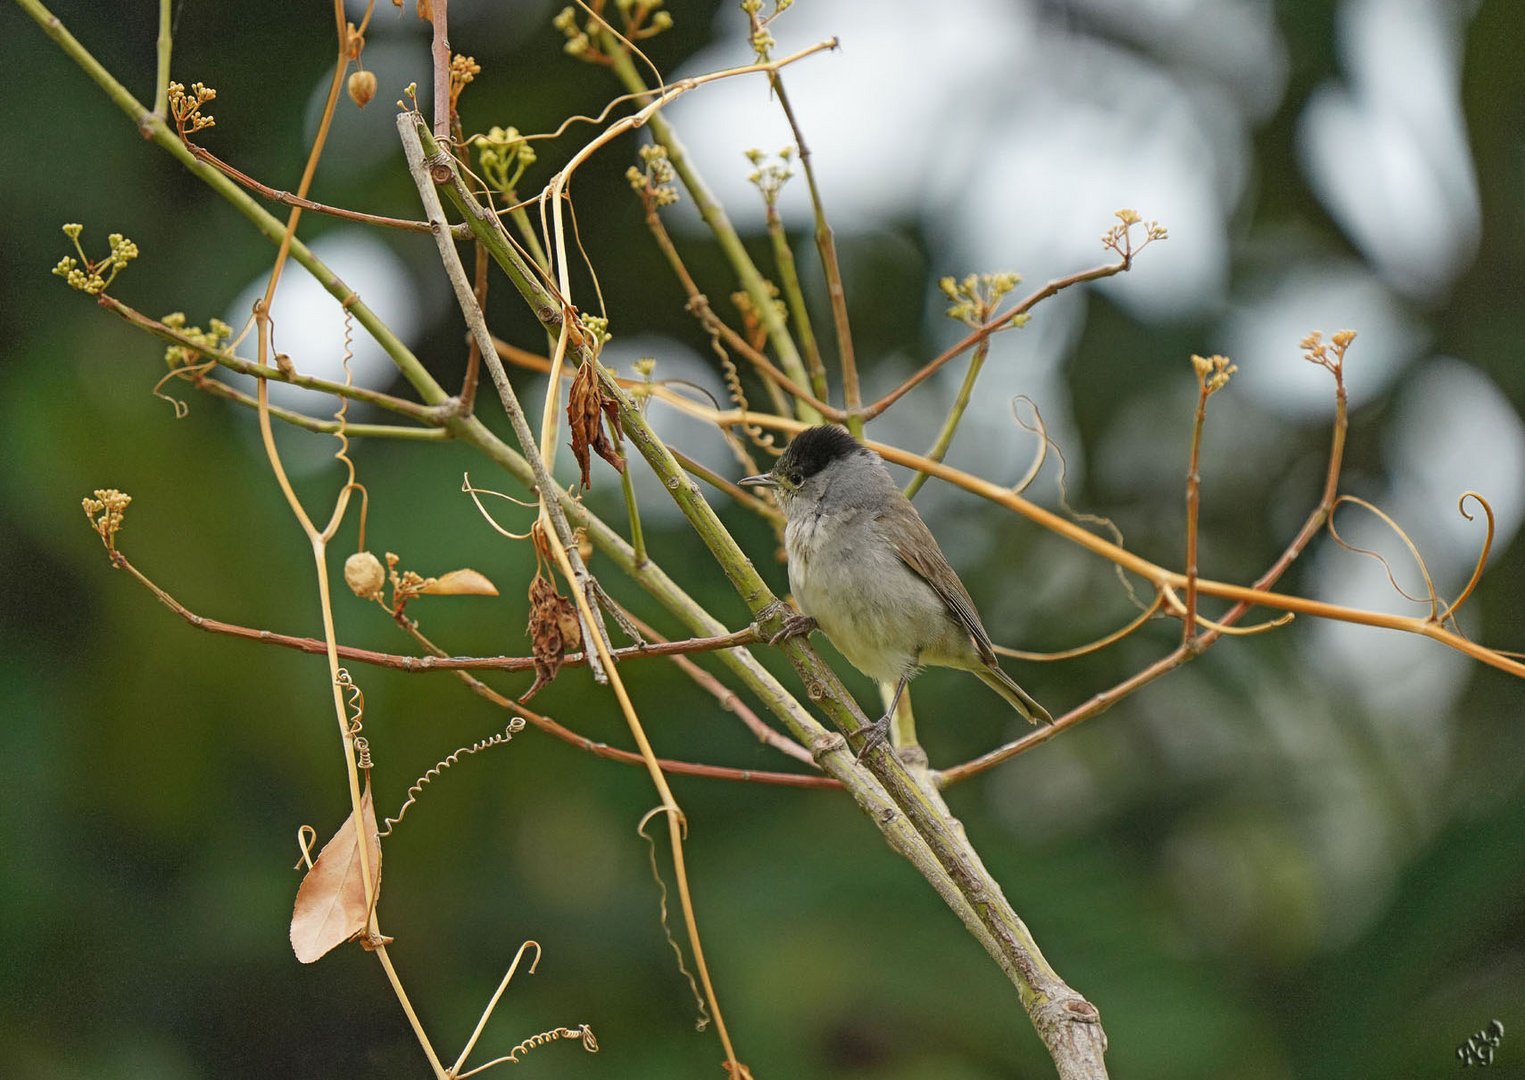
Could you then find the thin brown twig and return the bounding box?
[396,618,837,789]
[180,141,468,236]
[1183,379,1210,645]
[430,0,451,140]
[860,258,1129,421]
[102,540,832,787]
[640,200,834,416]
[614,606,815,765]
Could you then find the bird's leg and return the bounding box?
[852,675,907,760]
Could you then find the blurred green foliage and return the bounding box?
[2,2,1523,1078]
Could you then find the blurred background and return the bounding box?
[3,0,1523,1076]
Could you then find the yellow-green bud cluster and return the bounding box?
[167,80,217,134]
[477,125,536,195]
[578,314,612,348]
[1299,329,1356,374]
[82,488,132,549]
[51,224,139,296]
[744,147,794,206]
[160,312,234,367]
[938,271,1023,326]
[1102,208,1168,257]
[626,144,679,208]
[1190,353,1237,394]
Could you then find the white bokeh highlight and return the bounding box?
[1298,0,1480,300]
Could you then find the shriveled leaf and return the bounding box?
[568,360,625,490]
[290,783,384,964]
[593,396,626,477]
[568,360,601,489]
[420,568,499,597]
[554,601,583,653]
[523,572,578,701]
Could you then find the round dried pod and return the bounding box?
[344,551,386,598]
[347,70,377,109]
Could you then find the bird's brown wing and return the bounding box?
[880,507,1001,665]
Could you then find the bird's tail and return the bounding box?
[975,664,1053,726]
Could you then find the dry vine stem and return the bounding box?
[25,1,1525,1078]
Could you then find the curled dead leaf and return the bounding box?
[568,359,625,490]
[522,572,579,701]
[290,782,385,964]
[420,568,500,597]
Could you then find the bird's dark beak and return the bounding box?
[738,473,778,489]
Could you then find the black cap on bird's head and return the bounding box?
[738,425,866,491]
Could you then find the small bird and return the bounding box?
[740,425,1051,755]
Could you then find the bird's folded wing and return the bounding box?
[882,511,1000,665]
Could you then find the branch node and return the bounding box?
[808,730,846,762]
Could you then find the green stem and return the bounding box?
[98,295,442,422]
[603,38,821,425]
[904,339,989,500]
[770,75,859,434]
[192,378,451,439]
[618,440,647,567]
[507,201,551,275]
[1184,384,1209,644]
[153,0,171,118]
[766,206,829,404]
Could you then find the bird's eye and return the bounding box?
[786,471,803,487]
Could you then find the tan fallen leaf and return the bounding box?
[290,782,386,964]
[420,568,499,596]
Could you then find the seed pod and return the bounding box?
[347,70,377,109]
[344,551,386,599]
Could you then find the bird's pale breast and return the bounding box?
[786,506,957,684]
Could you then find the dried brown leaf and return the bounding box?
[555,600,583,653]
[568,360,625,490]
[523,572,579,701]
[420,568,500,597]
[290,783,384,964]
[596,392,625,474]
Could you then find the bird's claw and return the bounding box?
[764,611,817,646]
[851,713,891,761]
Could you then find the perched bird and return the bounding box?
[740,425,1051,755]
